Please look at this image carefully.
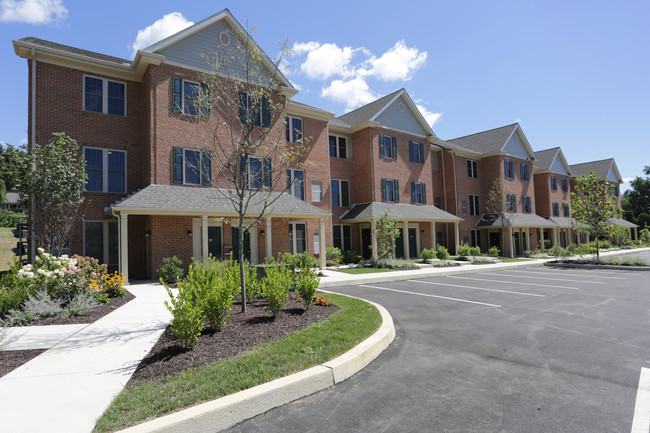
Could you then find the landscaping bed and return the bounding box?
[0,349,45,377]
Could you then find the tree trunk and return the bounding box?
[596,237,600,260]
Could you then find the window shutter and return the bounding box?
[422,183,427,204]
[411,182,415,203]
[391,137,397,159]
[419,143,424,163]
[264,157,272,188]
[202,151,212,185]
[286,169,292,193]
[173,147,183,184]
[172,77,182,113]
[200,83,210,117]
[513,196,517,212]
[342,181,349,207]
[379,134,385,157]
[381,178,387,201]
[238,92,247,124]
[285,117,290,142]
[262,96,270,127]
[395,179,399,203]
[409,141,414,161]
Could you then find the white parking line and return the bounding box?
[481,272,606,285]
[407,279,545,297]
[359,285,501,307]
[631,367,650,433]
[447,275,579,290]
[501,269,626,280]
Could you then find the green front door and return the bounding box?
[231,227,251,261]
[208,226,222,259]
[395,229,404,259]
[408,228,417,259]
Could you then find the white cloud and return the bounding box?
[20,138,28,146]
[129,12,194,58]
[292,41,321,55]
[416,104,443,127]
[297,42,357,80]
[0,0,67,24]
[622,177,635,184]
[364,40,427,81]
[321,78,376,111]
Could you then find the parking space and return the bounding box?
[226,265,650,433]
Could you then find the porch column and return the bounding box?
[266,217,272,259]
[371,220,378,259]
[319,218,326,269]
[201,215,209,262]
[454,222,460,255]
[403,220,410,259]
[432,221,437,252]
[634,227,638,241]
[554,227,559,246]
[525,227,529,252]
[540,228,545,252]
[119,212,129,283]
[508,226,514,258]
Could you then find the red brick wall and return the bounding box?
[533,172,571,218]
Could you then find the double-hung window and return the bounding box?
[411,182,427,204]
[469,194,479,216]
[461,200,468,216]
[552,202,560,217]
[286,116,303,143]
[331,179,350,207]
[563,203,570,217]
[311,181,322,202]
[333,225,352,251]
[409,141,425,164]
[245,156,271,189]
[550,176,558,191]
[467,160,478,178]
[238,91,270,127]
[504,160,515,179]
[470,229,481,249]
[522,196,532,213]
[84,147,126,193]
[381,178,399,202]
[506,194,517,212]
[84,76,126,116]
[172,77,209,116]
[379,134,397,159]
[173,147,212,185]
[561,178,568,192]
[431,152,440,172]
[286,169,305,200]
[520,163,529,181]
[84,221,118,265]
[288,222,307,254]
[329,135,349,158]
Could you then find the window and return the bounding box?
[561,178,568,192]
[84,147,126,193]
[506,194,517,212]
[173,147,211,185]
[286,169,304,200]
[331,179,350,207]
[504,160,515,179]
[288,222,307,254]
[311,181,322,202]
[520,163,529,181]
[84,221,118,265]
[550,176,558,191]
[379,134,397,159]
[409,141,425,164]
[329,135,349,158]
[434,196,442,209]
[171,77,209,116]
[313,232,319,252]
[467,160,478,178]
[563,203,570,217]
[470,229,481,249]
[411,182,427,204]
[84,76,125,116]
[431,152,440,173]
[246,156,271,189]
[461,199,468,216]
[285,116,303,143]
[469,194,479,216]
[238,91,270,127]
[522,196,532,213]
[333,225,352,251]
[612,184,620,197]
[381,178,400,202]
[552,202,560,217]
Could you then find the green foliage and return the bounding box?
[487,246,500,257]
[0,179,5,204]
[0,143,27,191]
[639,228,650,244]
[261,263,294,317]
[164,283,204,349]
[469,246,481,257]
[610,224,630,246]
[0,209,27,227]
[621,165,650,228]
[435,245,449,260]
[157,256,184,284]
[182,260,237,330]
[326,247,342,266]
[341,249,361,264]
[420,248,435,262]
[471,256,492,264]
[295,268,319,310]
[359,257,417,269]
[595,257,647,266]
[281,252,316,270]
[457,244,471,258]
[374,210,400,259]
[549,244,569,259]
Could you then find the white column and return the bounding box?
[508,226,514,258]
[319,218,326,269]
[525,227,529,252]
[432,221,436,252]
[454,222,460,255]
[119,213,129,283]
[201,215,208,262]
[403,220,409,259]
[554,228,559,246]
[371,220,378,259]
[540,228,545,252]
[266,217,272,260]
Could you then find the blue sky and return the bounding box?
[1,0,648,190]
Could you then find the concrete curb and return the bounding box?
[117,297,395,433]
[544,262,650,271]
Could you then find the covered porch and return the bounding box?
[607,218,640,241]
[477,213,559,257]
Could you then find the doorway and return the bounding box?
[513,231,521,256]
[232,227,251,261]
[361,228,371,259]
[208,226,222,259]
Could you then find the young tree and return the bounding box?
[622,165,650,228]
[183,25,309,312]
[571,170,620,259]
[485,178,515,257]
[374,210,400,259]
[0,179,5,205]
[0,143,28,192]
[20,133,86,255]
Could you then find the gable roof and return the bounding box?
[340,202,461,222]
[533,147,572,175]
[446,123,535,159]
[569,158,622,182]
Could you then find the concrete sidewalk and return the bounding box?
[0,283,172,433]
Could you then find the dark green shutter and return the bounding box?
[238,92,247,124]
[262,97,270,127]
[172,77,182,113]
[202,151,211,185]
[391,137,397,159]
[264,157,271,188]
[419,143,424,163]
[381,178,387,201]
[200,83,210,117]
[422,183,427,204]
[173,147,183,184]
[395,179,399,203]
[379,134,385,157]
[408,141,413,161]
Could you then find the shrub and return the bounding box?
[326,247,342,266]
[358,258,417,269]
[181,260,236,330]
[6,289,61,325]
[164,283,204,349]
[0,285,31,319]
[469,246,481,257]
[262,263,294,317]
[420,248,435,262]
[0,209,26,228]
[471,257,492,264]
[639,228,650,244]
[487,246,500,257]
[157,256,184,284]
[282,252,316,270]
[549,244,566,258]
[341,249,361,265]
[244,264,261,302]
[296,268,319,310]
[457,244,471,258]
[312,295,332,307]
[435,245,449,260]
[63,292,100,317]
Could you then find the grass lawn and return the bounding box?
[0,227,15,271]
[501,258,535,262]
[338,267,399,274]
[93,292,381,433]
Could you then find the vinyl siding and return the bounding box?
[503,130,530,160]
[550,156,569,175]
[374,95,429,137]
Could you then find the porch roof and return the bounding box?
[607,217,639,228]
[340,202,462,223]
[106,184,329,218]
[548,217,578,228]
[476,213,559,228]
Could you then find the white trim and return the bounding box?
[179,78,200,115]
[330,178,350,208]
[369,90,437,139]
[179,147,203,185]
[83,219,118,265]
[311,181,322,203]
[192,217,224,261]
[285,115,303,144]
[83,146,127,194]
[287,168,305,200]
[332,224,352,251]
[328,133,351,159]
[288,221,308,254]
[502,125,536,160]
[82,74,127,117]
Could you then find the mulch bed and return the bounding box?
[0,349,46,378]
[127,295,338,388]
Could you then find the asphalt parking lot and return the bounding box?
[226,263,650,433]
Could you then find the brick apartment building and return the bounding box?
[12,9,636,279]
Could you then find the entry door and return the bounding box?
[232,227,251,261]
[208,226,222,259]
[361,228,371,259]
[522,232,528,252]
[408,228,418,259]
[395,229,404,259]
[513,232,521,256]
[489,232,500,250]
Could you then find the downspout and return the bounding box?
[30,49,36,263]
[111,208,121,275]
[451,151,459,253]
[441,149,448,246]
